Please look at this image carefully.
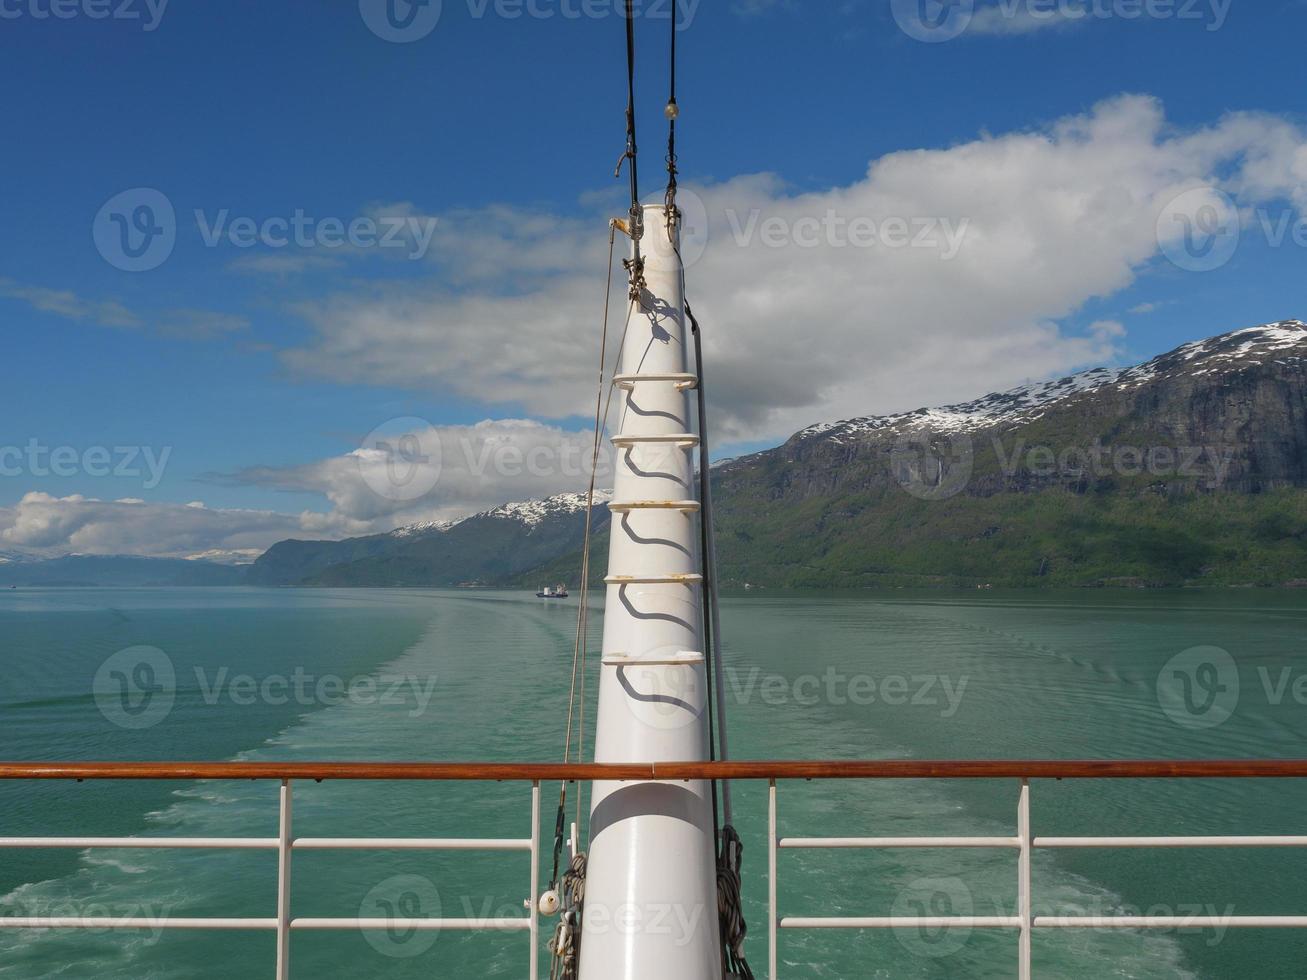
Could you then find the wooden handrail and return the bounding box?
[1,760,1306,781]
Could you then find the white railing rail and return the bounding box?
[768,776,1307,980]
[0,777,541,980]
[3,760,1307,979]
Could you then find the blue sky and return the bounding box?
[2,0,1306,558]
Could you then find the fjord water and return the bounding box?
[1,588,1305,979]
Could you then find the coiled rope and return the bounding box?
[548,853,588,980]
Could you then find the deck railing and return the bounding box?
[2,760,1306,979]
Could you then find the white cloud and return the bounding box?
[1088,319,1126,340]
[0,493,362,561]
[0,421,621,558]
[0,279,140,329]
[0,279,248,339]
[279,96,1307,445]
[968,3,1086,35]
[234,418,614,528]
[966,0,1233,36]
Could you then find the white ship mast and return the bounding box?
[578,203,723,979]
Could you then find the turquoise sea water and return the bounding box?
[2,587,1306,978]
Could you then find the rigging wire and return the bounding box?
[553,223,618,888]
[664,0,680,213]
[686,298,725,819]
[685,291,753,980]
[616,0,644,297]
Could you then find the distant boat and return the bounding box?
[536,583,569,599]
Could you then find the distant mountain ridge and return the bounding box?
[708,319,1307,587]
[24,320,1304,589]
[0,554,247,587]
[798,320,1306,442]
[248,492,613,588]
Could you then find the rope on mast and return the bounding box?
[664,0,680,214]
[548,225,639,980]
[615,0,645,300]
[552,223,618,894]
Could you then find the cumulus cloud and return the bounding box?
[232,418,615,528]
[0,493,362,561]
[1,420,621,558]
[278,96,1307,444]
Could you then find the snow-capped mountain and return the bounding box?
[388,491,614,540]
[254,319,1307,589]
[796,320,1306,444]
[251,491,614,587]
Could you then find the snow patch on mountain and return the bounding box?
[483,490,614,528]
[799,320,1306,444]
[390,519,457,539]
[389,490,614,537]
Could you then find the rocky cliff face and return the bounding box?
[717,321,1307,504]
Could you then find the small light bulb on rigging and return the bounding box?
[665,100,680,121]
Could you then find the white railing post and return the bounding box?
[529,781,541,980]
[276,779,292,980]
[769,779,778,980]
[1017,779,1031,980]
